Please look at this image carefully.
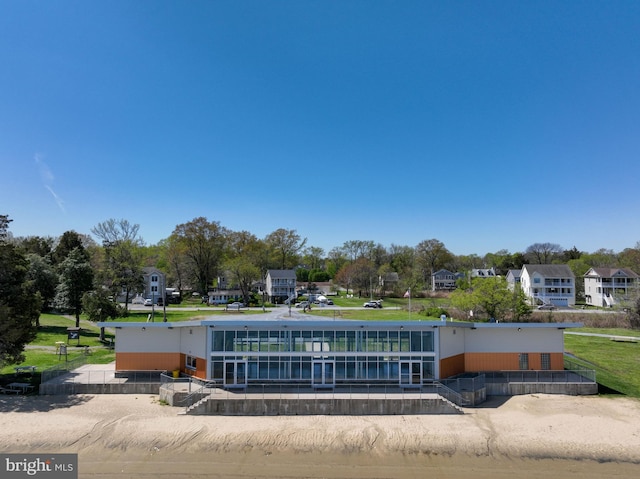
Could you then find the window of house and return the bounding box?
[541,353,551,370]
[151,275,158,282]
[519,353,529,370]
[186,355,197,370]
[533,278,540,284]
[151,285,158,293]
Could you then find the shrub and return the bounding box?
[420,307,449,319]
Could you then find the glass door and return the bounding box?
[224,360,248,388]
[400,360,422,387]
[312,360,335,388]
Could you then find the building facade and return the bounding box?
[108,318,578,388]
[520,264,575,307]
[584,267,639,307]
[265,270,296,304]
[432,269,457,291]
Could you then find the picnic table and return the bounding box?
[7,382,34,393]
[14,365,37,374]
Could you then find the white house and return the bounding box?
[265,269,297,304]
[143,267,166,304]
[505,269,522,291]
[520,264,575,307]
[584,267,639,307]
[470,268,496,279]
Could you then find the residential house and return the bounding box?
[206,289,244,306]
[142,267,166,304]
[379,272,400,293]
[584,267,639,307]
[470,268,496,279]
[265,269,297,304]
[505,269,522,290]
[520,264,575,307]
[431,269,458,291]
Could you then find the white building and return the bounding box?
[265,269,297,304]
[584,267,639,307]
[520,264,575,307]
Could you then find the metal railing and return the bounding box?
[41,355,90,383]
[484,369,595,384]
[563,357,598,383]
[440,374,486,392]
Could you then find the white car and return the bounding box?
[364,300,383,309]
[143,299,153,306]
[227,302,245,310]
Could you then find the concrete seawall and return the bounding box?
[186,395,463,415]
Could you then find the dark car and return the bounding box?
[537,304,556,310]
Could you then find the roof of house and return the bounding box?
[584,267,639,278]
[266,269,296,278]
[506,269,521,280]
[470,268,496,277]
[522,264,574,278]
[142,267,164,275]
[432,269,455,276]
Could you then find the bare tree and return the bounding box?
[172,217,227,295]
[525,242,563,264]
[91,219,145,309]
[415,239,453,288]
[265,228,307,270]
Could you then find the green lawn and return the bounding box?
[564,332,640,397]
[308,308,443,321]
[1,314,116,384]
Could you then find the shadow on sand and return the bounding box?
[0,393,93,413]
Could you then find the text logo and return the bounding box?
[1,454,77,478]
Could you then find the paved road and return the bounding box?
[564,331,640,341]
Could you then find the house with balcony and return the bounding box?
[432,269,458,291]
[265,269,297,304]
[584,267,639,307]
[520,264,575,307]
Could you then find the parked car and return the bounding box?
[537,304,556,310]
[227,302,245,310]
[143,299,153,306]
[363,300,382,308]
[295,301,311,309]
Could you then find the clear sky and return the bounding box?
[2,1,639,256]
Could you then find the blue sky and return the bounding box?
[2,1,639,256]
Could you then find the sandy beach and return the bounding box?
[1,393,639,478]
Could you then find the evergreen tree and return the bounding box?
[0,216,39,367]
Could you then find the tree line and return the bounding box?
[5,215,640,308]
[4,213,640,365]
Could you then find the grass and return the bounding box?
[1,314,116,387]
[564,332,640,397]
[31,313,115,347]
[307,308,442,321]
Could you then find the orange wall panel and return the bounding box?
[116,352,182,371]
[464,352,565,372]
[440,353,465,378]
[180,353,207,379]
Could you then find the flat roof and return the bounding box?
[100,318,583,330]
